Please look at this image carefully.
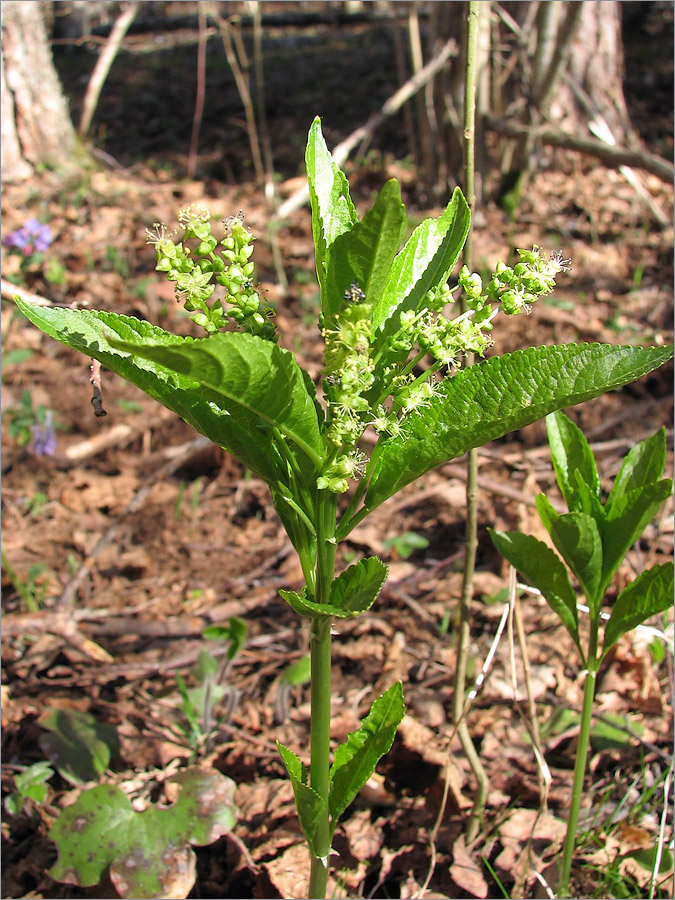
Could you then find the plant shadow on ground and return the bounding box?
[1,7,673,899]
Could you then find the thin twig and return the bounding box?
[78,2,139,138]
[453,0,489,845]
[187,2,208,178]
[649,758,674,898]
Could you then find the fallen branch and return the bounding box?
[1,279,54,307]
[484,114,674,183]
[78,2,140,138]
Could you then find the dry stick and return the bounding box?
[531,0,584,111]
[453,0,489,847]
[187,2,208,179]
[484,114,675,185]
[509,571,556,899]
[507,1,584,197]
[78,1,139,138]
[649,757,674,899]
[417,591,511,898]
[407,4,434,197]
[2,279,56,307]
[209,4,264,185]
[250,0,287,290]
[391,9,418,171]
[275,34,457,221]
[562,73,670,223]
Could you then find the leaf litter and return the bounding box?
[2,22,673,900]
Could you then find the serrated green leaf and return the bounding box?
[108,331,324,472]
[276,741,325,857]
[546,410,601,509]
[535,499,604,613]
[279,587,322,618]
[601,563,674,660]
[371,187,470,338]
[488,530,582,654]
[49,767,237,899]
[364,342,674,514]
[329,682,404,833]
[600,478,673,596]
[305,117,357,310]
[323,179,407,317]
[329,556,388,612]
[606,427,667,516]
[13,301,289,486]
[39,708,119,786]
[279,557,387,619]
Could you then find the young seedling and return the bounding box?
[490,409,673,898]
[14,119,673,899]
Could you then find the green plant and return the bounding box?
[49,767,237,899]
[175,618,247,754]
[14,120,673,899]
[4,761,55,816]
[382,530,430,559]
[1,549,50,612]
[2,388,60,455]
[490,409,673,898]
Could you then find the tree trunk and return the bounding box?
[408,1,636,201]
[1,0,78,182]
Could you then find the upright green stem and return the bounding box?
[558,667,597,897]
[559,619,600,896]
[452,0,489,842]
[308,490,338,900]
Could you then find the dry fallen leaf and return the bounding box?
[449,834,489,898]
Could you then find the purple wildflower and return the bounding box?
[30,412,57,457]
[3,219,53,255]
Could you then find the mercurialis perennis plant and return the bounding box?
[14,118,674,900]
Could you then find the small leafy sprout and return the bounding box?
[4,761,55,816]
[490,410,673,898]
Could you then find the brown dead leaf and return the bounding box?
[262,843,312,900]
[342,808,384,860]
[499,807,567,847]
[449,834,489,898]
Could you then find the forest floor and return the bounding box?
[2,7,674,900]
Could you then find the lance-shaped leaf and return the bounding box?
[279,556,388,619]
[14,301,289,486]
[329,681,404,834]
[107,330,325,472]
[371,187,470,339]
[599,478,673,597]
[323,178,407,317]
[306,117,357,311]
[535,498,604,614]
[49,767,237,900]
[606,427,667,517]
[363,342,673,515]
[276,742,325,858]
[601,563,674,661]
[546,410,601,511]
[488,529,583,656]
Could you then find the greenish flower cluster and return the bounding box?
[476,244,571,316]
[316,246,570,494]
[146,206,276,341]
